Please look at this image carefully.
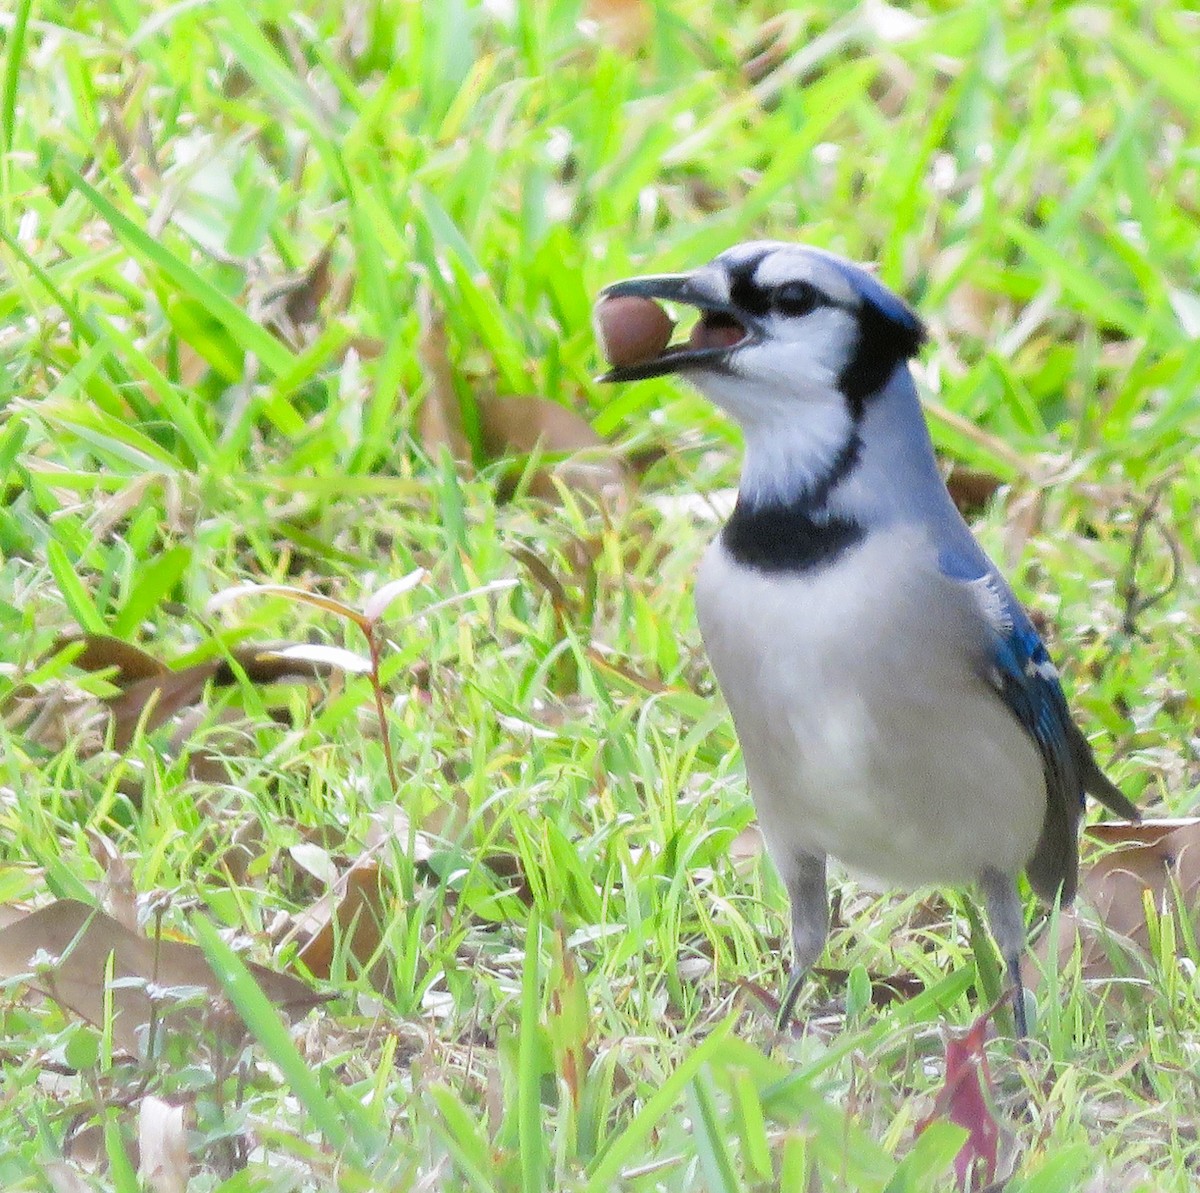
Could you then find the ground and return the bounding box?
[1,2,1198,1189]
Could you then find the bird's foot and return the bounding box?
[776,964,808,1032]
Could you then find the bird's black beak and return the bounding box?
[601,272,713,307]
[596,272,754,383]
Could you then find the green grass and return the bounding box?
[1,0,1198,1188]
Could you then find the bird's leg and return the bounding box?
[777,851,828,1029]
[978,867,1030,1042]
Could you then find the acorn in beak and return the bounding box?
[594,272,754,382]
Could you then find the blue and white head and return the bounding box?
[600,242,932,514]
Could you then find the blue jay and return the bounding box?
[597,242,1139,1037]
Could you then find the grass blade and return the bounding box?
[583,1014,737,1192]
[192,915,378,1168]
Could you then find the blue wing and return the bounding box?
[940,548,1085,896]
[938,551,1068,763]
[939,545,1138,899]
[985,597,1080,811]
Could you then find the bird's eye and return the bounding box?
[773,281,821,318]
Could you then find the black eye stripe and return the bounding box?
[728,266,771,317]
[729,267,834,320]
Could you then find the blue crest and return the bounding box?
[819,252,925,341]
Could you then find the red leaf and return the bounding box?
[917,1014,1000,1190]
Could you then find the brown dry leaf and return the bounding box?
[107,663,220,750]
[222,641,370,683]
[89,832,138,933]
[59,630,366,752]
[1081,818,1200,946]
[419,784,473,843]
[138,1096,191,1193]
[943,465,1004,516]
[213,815,266,885]
[583,646,669,695]
[510,544,573,626]
[292,860,393,991]
[5,682,109,755]
[281,241,334,327]
[364,804,438,861]
[584,0,651,51]
[285,805,447,989]
[417,288,628,506]
[0,900,29,931]
[942,285,987,339]
[166,706,243,787]
[0,900,327,1056]
[1084,817,1198,848]
[6,634,172,750]
[743,14,799,84]
[728,825,765,877]
[480,394,629,506]
[417,289,472,464]
[344,334,386,360]
[258,237,338,348]
[1033,908,1145,990]
[742,965,925,1020]
[1034,818,1200,986]
[480,850,533,907]
[35,634,208,750]
[44,1161,99,1193]
[59,634,169,684]
[999,486,1047,565]
[207,583,367,627]
[282,807,421,989]
[63,1119,107,1171]
[813,967,926,1007]
[173,340,212,388]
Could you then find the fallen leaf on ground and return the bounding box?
[61,635,169,684]
[137,1096,190,1193]
[583,0,651,50]
[728,825,765,873]
[916,1013,1001,1191]
[44,1160,100,1193]
[1033,817,1200,985]
[88,832,138,933]
[813,967,926,1007]
[417,290,473,464]
[743,14,798,84]
[285,807,427,991]
[1085,817,1199,848]
[27,633,367,759]
[256,236,341,349]
[479,393,628,506]
[106,664,220,749]
[943,464,1004,515]
[293,859,392,991]
[0,900,326,1056]
[743,966,925,1019]
[418,288,628,506]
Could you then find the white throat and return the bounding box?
[736,393,856,508]
[687,305,862,509]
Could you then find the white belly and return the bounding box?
[695,528,1045,888]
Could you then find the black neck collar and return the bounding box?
[721,431,865,573]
